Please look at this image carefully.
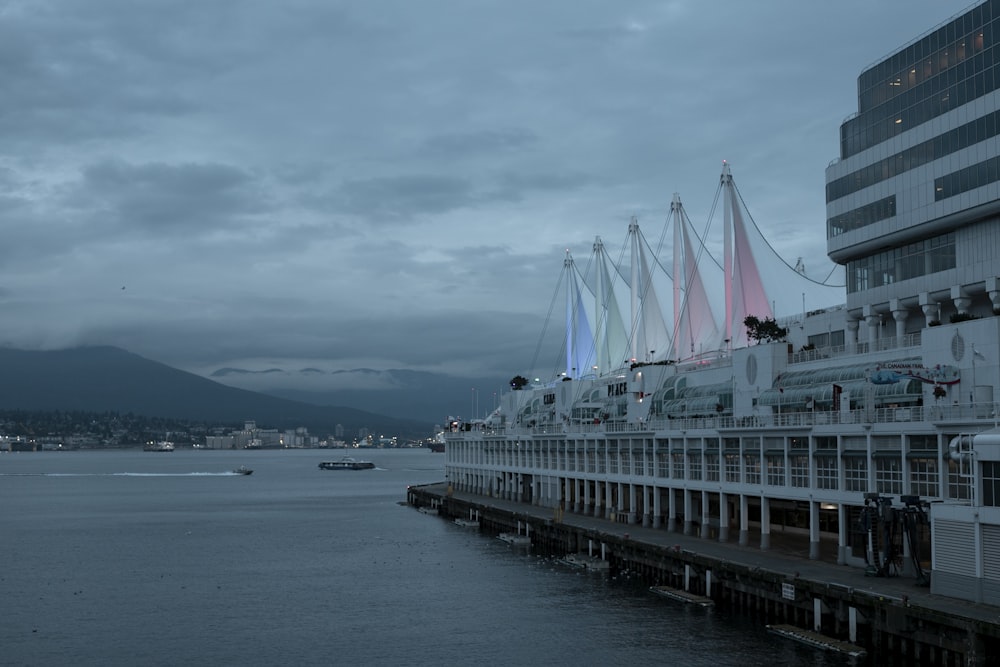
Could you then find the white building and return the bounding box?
[444,0,1000,606]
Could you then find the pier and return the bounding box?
[408,482,1000,666]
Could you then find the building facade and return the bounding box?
[443,1,1000,606]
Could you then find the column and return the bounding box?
[617,481,625,521]
[951,285,971,316]
[642,485,652,527]
[919,292,940,326]
[863,303,879,348]
[683,489,693,535]
[583,478,591,515]
[837,503,847,565]
[846,318,860,354]
[700,490,710,539]
[653,485,662,529]
[719,492,730,543]
[988,277,1000,313]
[890,298,907,343]
[604,481,613,520]
[760,496,771,551]
[809,499,820,560]
[629,483,637,524]
[667,487,677,532]
[574,478,583,513]
[593,480,602,517]
[739,493,749,546]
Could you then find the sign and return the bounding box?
[782,583,796,601]
[867,363,959,385]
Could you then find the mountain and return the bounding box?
[210,367,512,424]
[0,346,434,440]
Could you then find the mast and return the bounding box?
[593,236,604,376]
[722,161,733,346]
[629,216,640,365]
[564,249,574,378]
[671,193,682,361]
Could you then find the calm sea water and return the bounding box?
[1,448,844,667]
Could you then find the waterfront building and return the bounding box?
[444,0,1000,606]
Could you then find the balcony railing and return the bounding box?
[448,401,1000,439]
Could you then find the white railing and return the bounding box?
[449,402,1000,440]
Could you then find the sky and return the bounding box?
[0,0,973,394]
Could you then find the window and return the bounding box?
[844,456,869,492]
[948,459,973,500]
[634,451,646,476]
[875,456,903,494]
[706,454,720,482]
[689,452,703,481]
[846,233,955,293]
[909,458,938,498]
[790,455,809,488]
[725,454,740,483]
[656,452,668,478]
[745,454,761,485]
[983,462,1000,507]
[816,456,839,490]
[766,455,786,487]
[671,453,684,480]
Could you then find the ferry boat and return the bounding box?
[318,457,375,471]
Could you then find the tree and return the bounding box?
[509,375,529,391]
[744,315,788,344]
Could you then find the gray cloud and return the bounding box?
[78,159,263,232]
[0,0,953,398]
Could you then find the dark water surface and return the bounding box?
[2,449,844,666]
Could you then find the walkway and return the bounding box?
[425,483,1000,627]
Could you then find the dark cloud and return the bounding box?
[77,159,264,232]
[339,174,477,220]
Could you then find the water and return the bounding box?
[1,449,844,666]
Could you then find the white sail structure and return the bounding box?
[629,218,674,366]
[721,162,844,344]
[550,163,845,381]
[564,251,596,380]
[591,237,631,376]
[670,193,723,360]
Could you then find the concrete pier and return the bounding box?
[408,482,1000,666]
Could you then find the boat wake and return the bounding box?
[0,472,242,477]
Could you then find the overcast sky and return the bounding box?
[0,0,968,390]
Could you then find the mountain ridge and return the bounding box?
[0,346,434,440]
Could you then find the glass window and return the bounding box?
[766,456,785,487]
[984,461,1000,507]
[745,454,761,485]
[688,452,702,481]
[790,455,809,488]
[671,453,684,480]
[706,454,720,482]
[910,458,939,498]
[725,454,740,483]
[844,456,868,492]
[816,456,839,490]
